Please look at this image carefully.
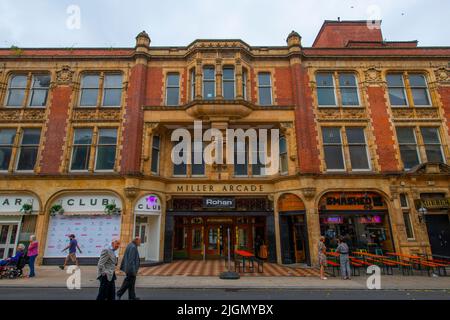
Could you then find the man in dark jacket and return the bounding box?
[117,237,141,300]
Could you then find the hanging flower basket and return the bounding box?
[49,204,64,216]
[104,203,121,215]
[20,203,33,214]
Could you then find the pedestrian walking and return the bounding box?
[27,235,39,278]
[318,236,327,280]
[117,237,141,300]
[336,237,351,280]
[60,234,82,270]
[97,239,121,301]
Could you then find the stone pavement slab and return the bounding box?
[0,266,449,290]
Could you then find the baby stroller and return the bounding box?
[0,255,28,279]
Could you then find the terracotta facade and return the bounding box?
[0,21,449,266]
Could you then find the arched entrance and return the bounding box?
[278,193,309,265]
[318,191,395,254]
[134,194,162,262]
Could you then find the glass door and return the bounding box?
[0,224,18,260]
[134,218,148,260]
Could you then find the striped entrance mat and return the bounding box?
[138,260,321,277]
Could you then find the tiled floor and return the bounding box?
[138,260,322,277]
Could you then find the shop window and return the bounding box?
[70,128,93,171]
[150,135,160,174]
[203,66,215,100]
[316,72,336,106]
[400,194,415,240]
[16,128,41,171]
[242,68,248,100]
[95,128,117,171]
[6,74,50,107]
[387,73,431,107]
[339,73,359,106]
[102,74,123,107]
[80,73,123,107]
[346,127,370,170]
[222,67,235,99]
[322,127,345,170]
[396,127,420,170]
[192,228,203,250]
[258,72,272,105]
[279,135,288,174]
[165,73,180,106]
[420,127,445,163]
[0,129,16,171]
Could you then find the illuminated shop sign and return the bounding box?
[134,194,162,215]
[414,198,450,210]
[320,192,387,211]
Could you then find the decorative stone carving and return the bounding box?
[124,187,139,199]
[391,107,439,120]
[56,65,74,85]
[317,108,367,121]
[434,67,449,84]
[364,67,383,85]
[72,109,121,122]
[0,109,46,123]
[301,187,316,200]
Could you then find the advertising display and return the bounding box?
[44,214,121,257]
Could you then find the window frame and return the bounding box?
[316,72,337,107]
[101,73,123,108]
[279,135,288,175]
[234,140,249,177]
[5,73,51,108]
[242,68,248,100]
[150,135,160,175]
[257,72,273,106]
[345,127,372,171]
[190,68,196,101]
[408,73,432,107]
[27,74,51,108]
[202,66,216,100]
[338,73,361,107]
[93,128,118,172]
[15,128,42,172]
[396,127,421,170]
[0,128,17,172]
[387,73,409,107]
[322,127,346,172]
[165,72,180,106]
[420,127,446,164]
[400,193,415,240]
[69,128,94,173]
[222,66,236,100]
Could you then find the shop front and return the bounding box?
[415,194,450,257]
[0,193,40,259]
[278,193,310,265]
[319,192,395,254]
[164,196,276,263]
[43,193,122,265]
[134,194,162,263]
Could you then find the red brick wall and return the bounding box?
[292,64,321,173]
[274,67,294,105]
[39,86,71,174]
[438,86,450,136]
[367,86,399,172]
[144,67,163,106]
[120,63,148,175]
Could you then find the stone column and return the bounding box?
[235,56,243,99]
[215,58,223,99]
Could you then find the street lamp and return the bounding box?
[418,206,427,223]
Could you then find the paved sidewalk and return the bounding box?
[0,266,450,290]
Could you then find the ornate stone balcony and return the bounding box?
[185,99,254,121]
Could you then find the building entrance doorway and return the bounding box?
[426,214,450,257]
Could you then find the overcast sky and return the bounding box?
[0,0,449,48]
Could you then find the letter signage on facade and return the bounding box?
[53,194,122,213]
[0,194,40,214]
[202,197,236,209]
[134,194,162,215]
